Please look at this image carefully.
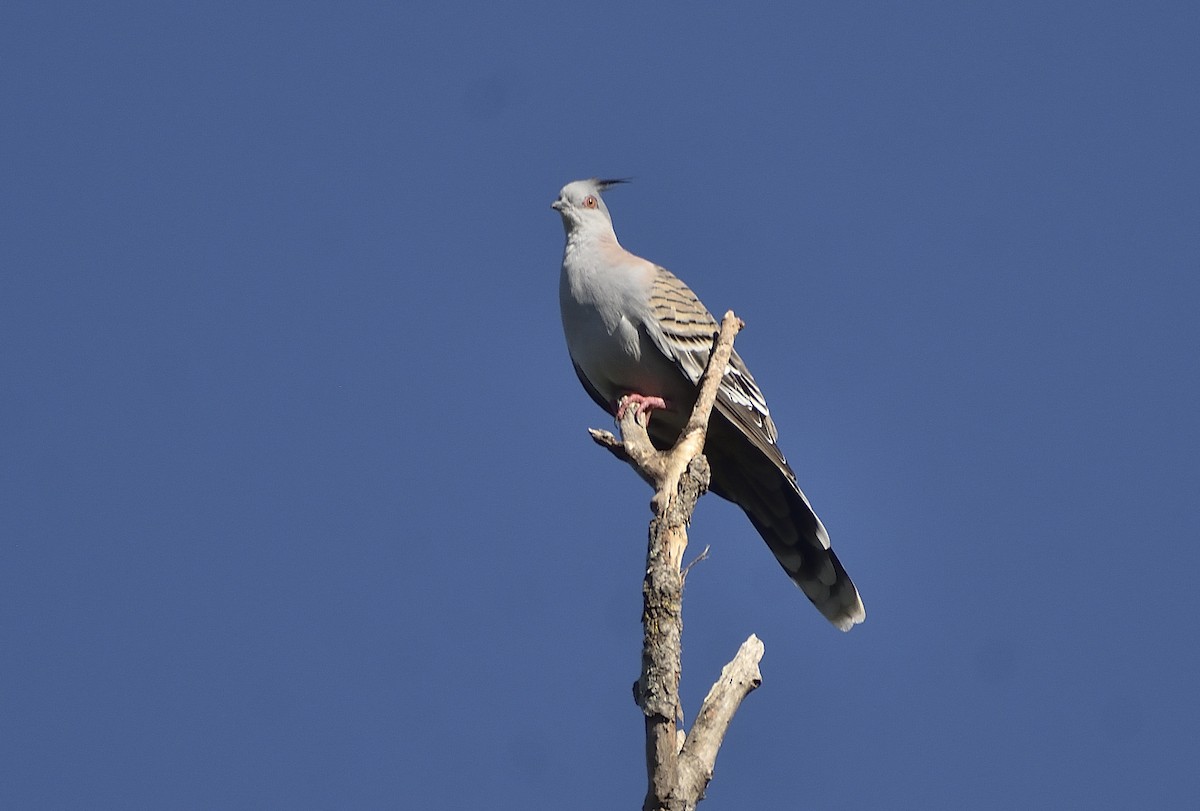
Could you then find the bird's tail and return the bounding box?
[704,421,866,631]
[740,496,866,631]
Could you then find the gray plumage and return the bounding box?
[552,178,866,631]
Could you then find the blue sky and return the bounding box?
[3,2,1198,808]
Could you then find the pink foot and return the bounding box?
[616,393,668,422]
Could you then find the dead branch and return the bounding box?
[589,311,766,811]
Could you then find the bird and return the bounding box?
[552,178,865,631]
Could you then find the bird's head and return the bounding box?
[551,178,629,235]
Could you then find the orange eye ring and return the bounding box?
[584,196,598,209]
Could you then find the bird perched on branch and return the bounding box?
[552,178,865,631]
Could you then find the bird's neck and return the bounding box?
[564,225,623,264]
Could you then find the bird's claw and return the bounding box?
[616,394,668,422]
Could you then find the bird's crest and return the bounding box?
[595,178,632,192]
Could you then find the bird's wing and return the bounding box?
[644,266,788,474]
[643,265,865,630]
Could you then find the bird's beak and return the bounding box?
[551,199,563,211]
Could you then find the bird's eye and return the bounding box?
[584,196,597,209]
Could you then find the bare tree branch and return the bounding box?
[588,311,765,810]
[681,545,711,583]
[676,635,765,806]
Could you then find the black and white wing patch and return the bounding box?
[645,265,790,473]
